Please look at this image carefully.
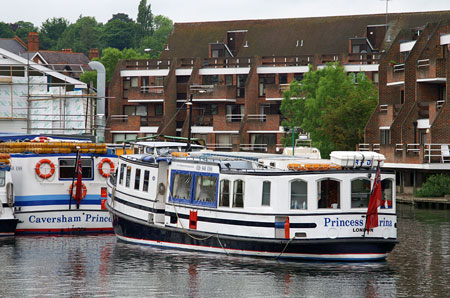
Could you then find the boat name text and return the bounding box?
[28,214,111,224]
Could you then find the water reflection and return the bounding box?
[0,204,447,298]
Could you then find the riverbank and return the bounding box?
[397,194,450,210]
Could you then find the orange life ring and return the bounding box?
[35,159,55,179]
[98,158,115,178]
[69,182,87,200]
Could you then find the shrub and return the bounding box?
[414,174,450,197]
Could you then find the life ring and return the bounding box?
[69,182,87,200]
[35,159,55,179]
[98,158,115,178]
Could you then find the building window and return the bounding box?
[318,179,340,209]
[202,75,218,86]
[131,77,138,88]
[59,159,93,179]
[113,133,137,143]
[194,175,218,205]
[373,72,379,83]
[259,74,275,96]
[119,163,125,185]
[143,170,150,192]
[226,104,244,122]
[290,180,307,209]
[380,129,390,145]
[262,181,271,206]
[134,168,141,190]
[126,166,131,187]
[219,179,230,207]
[381,179,393,208]
[233,180,244,208]
[171,172,192,201]
[141,77,149,87]
[155,103,163,116]
[216,134,232,151]
[225,75,233,86]
[293,73,304,82]
[279,73,287,85]
[0,171,4,187]
[351,178,371,208]
[237,74,247,97]
[155,76,164,86]
[123,78,130,98]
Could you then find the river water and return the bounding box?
[0,204,448,298]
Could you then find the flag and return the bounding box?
[365,163,382,234]
[75,156,83,204]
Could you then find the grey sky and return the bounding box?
[2,0,449,26]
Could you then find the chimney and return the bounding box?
[28,32,39,52]
[89,48,100,60]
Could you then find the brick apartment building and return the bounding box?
[363,19,450,193]
[107,11,450,163]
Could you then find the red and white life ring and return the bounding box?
[69,182,87,200]
[98,158,115,178]
[35,159,55,179]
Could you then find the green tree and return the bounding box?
[138,15,173,58]
[80,70,98,89]
[57,16,102,54]
[280,79,304,146]
[39,18,69,50]
[12,21,38,43]
[0,22,15,38]
[281,63,377,157]
[85,48,147,84]
[101,19,138,50]
[137,0,154,34]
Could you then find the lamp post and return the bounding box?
[186,85,214,152]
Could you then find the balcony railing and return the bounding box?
[240,144,268,152]
[347,53,380,64]
[141,86,164,94]
[124,59,170,70]
[206,143,233,151]
[393,64,405,72]
[226,114,244,122]
[260,55,314,67]
[247,114,266,122]
[203,57,252,68]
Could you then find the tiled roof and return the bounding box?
[0,38,27,55]
[161,11,450,59]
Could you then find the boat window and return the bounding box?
[171,172,192,201]
[219,179,230,207]
[119,163,125,185]
[233,180,245,208]
[381,179,393,208]
[59,158,93,179]
[134,168,141,190]
[143,170,150,192]
[262,181,271,206]
[351,178,371,208]
[0,171,5,187]
[318,179,340,209]
[291,180,307,209]
[125,166,131,187]
[194,175,218,205]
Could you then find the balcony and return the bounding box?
[416,58,446,81]
[202,57,252,68]
[320,54,340,64]
[260,55,314,67]
[124,59,171,70]
[126,87,164,102]
[347,53,380,64]
[386,64,405,86]
[192,85,237,102]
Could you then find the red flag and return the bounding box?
[75,158,83,203]
[365,164,382,234]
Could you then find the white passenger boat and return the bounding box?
[0,138,117,234]
[107,150,397,261]
[0,154,18,237]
